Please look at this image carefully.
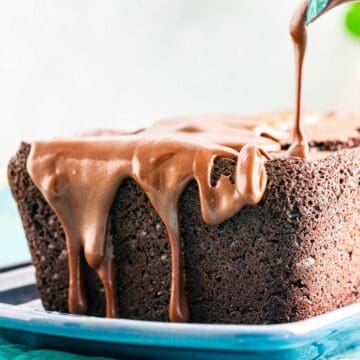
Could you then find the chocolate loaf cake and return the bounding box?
[8,112,360,324]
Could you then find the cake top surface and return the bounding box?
[32,111,360,150]
[37,114,281,151]
[253,111,360,145]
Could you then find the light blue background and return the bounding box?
[0,187,30,266]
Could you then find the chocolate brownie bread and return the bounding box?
[7,112,360,324]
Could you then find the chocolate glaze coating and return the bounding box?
[8,141,360,324]
[25,117,278,322]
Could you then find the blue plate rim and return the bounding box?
[0,301,359,352]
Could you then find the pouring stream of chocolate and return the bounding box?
[26,1,352,322]
[289,0,356,159]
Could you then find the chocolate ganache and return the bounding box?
[27,116,280,322]
[25,1,354,322]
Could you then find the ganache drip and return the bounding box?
[27,116,280,322]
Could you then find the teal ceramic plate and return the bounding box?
[1,265,360,360]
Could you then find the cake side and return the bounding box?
[8,142,360,323]
[181,150,360,323]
